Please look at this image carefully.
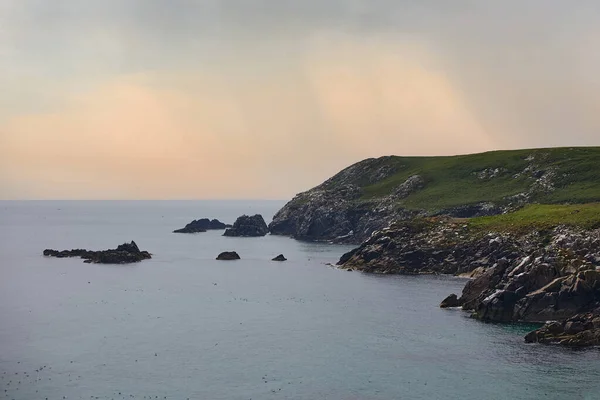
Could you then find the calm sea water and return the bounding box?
[1,200,599,400]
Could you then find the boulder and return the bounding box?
[216,251,241,260]
[223,215,269,237]
[272,254,287,262]
[440,293,460,308]
[173,218,231,233]
[43,241,151,264]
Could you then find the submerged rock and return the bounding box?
[272,254,287,262]
[223,215,269,237]
[173,218,231,233]
[216,251,241,260]
[43,241,151,264]
[524,312,600,347]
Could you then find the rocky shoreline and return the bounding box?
[335,217,600,346]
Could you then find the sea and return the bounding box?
[1,200,599,400]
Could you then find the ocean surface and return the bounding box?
[1,200,599,400]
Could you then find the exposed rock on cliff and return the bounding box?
[43,241,152,264]
[268,158,424,244]
[173,218,231,233]
[224,215,269,237]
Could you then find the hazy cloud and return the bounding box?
[1,1,599,198]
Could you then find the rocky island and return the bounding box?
[43,241,152,264]
[224,214,269,237]
[271,147,600,346]
[173,218,231,233]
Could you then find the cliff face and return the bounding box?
[268,147,600,244]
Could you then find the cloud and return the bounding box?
[0,35,498,199]
[1,1,599,198]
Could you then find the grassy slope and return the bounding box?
[468,203,600,232]
[356,147,600,211]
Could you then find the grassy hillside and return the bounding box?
[350,147,600,211]
[468,203,600,232]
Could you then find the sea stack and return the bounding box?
[223,214,269,237]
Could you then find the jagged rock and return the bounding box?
[440,294,460,308]
[524,312,600,347]
[223,215,269,237]
[173,218,231,233]
[456,227,600,323]
[272,254,287,261]
[216,251,241,260]
[43,241,151,264]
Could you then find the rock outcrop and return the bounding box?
[524,312,600,347]
[223,215,269,237]
[454,227,600,323]
[272,254,287,261]
[173,218,231,233]
[216,251,241,260]
[338,218,600,323]
[43,241,152,264]
[337,218,516,275]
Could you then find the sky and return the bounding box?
[1,1,599,200]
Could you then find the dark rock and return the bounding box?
[272,254,287,262]
[216,251,241,260]
[440,294,460,308]
[43,241,151,264]
[173,218,231,233]
[524,312,600,347]
[223,215,269,237]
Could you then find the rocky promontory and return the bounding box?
[173,218,231,233]
[43,241,152,264]
[223,214,269,237]
[268,148,600,244]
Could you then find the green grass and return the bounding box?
[355,147,600,211]
[468,203,600,232]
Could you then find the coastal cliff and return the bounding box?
[269,147,600,244]
[337,206,600,324]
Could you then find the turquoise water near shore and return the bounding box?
[1,200,599,400]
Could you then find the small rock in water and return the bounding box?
[440,294,460,308]
[216,251,241,261]
[271,254,287,262]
